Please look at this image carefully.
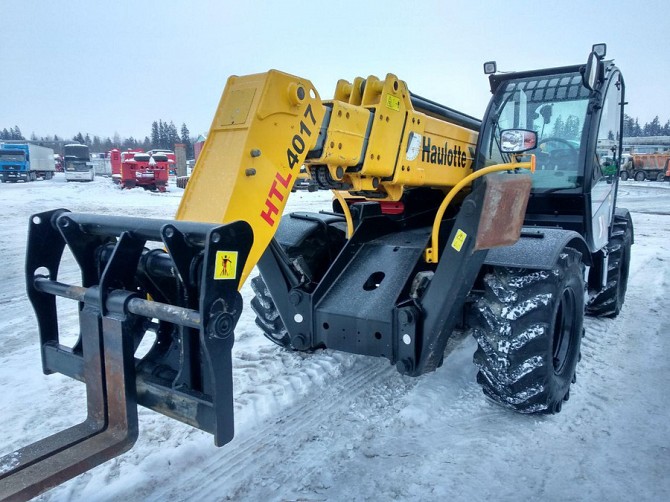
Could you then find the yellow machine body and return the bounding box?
[176,70,481,286]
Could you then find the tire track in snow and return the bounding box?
[109,356,405,501]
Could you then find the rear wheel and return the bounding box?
[634,171,646,181]
[657,173,665,182]
[469,248,584,414]
[586,214,632,317]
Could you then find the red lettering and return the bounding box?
[277,172,292,188]
[260,198,279,226]
[268,180,284,202]
[260,172,294,227]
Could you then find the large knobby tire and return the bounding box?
[586,215,632,318]
[634,171,646,181]
[469,248,585,414]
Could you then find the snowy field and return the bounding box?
[0,174,668,501]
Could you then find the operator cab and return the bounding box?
[477,44,624,253]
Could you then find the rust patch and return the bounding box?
[475,173,532,251]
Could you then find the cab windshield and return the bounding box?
[0,151,26,162]
[481,72,590,192]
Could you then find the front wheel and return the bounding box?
[250,214,346,350]
[469,248,585,414]
[620,170,629,181]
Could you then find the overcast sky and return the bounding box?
[2,0,668,141]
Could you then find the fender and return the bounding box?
[484,227,592,269]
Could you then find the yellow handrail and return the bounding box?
[424,156,535,263]
[333,191,355,238]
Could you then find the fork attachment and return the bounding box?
[0,209,253,501]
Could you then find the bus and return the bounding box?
[63,143,93,182]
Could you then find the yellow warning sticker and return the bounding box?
[451,229,467,252]
[385,95,400,111]
[214,251,238,280]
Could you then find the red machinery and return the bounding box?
[109,148,172,191]
[109,148,143,185]
[109,149,122,183]
[146,149,176,175]
[120,151,169,191]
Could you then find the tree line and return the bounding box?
[5,114,669,155]
[0,121,196,158]
[623,115,670,138]
[550,114,670,140]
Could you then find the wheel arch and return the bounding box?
[483,227,592,270]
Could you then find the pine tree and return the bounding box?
[649,116,661,136]
[11,126,24,140]
[623,114,635,137]
[552,116,565,137]
[151,121,159,149]
[73,132,86,144]
[563,115,580,140]
[167,121,179,149]
[1,128,8,139]
[180,123,192,158]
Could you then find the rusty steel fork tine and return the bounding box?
[0,302,138,502]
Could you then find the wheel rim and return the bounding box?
[552,287,577,374]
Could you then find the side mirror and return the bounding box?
[500,129,537,153]
[583,51,600,91]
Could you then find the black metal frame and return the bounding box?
[0,210,252,499]
[258,180,493,377]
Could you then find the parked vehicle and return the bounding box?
[63,143,93,182]
[0,142,55,182]
[54,154,63,172]
[620,153,670,181]
[120,151,170,191]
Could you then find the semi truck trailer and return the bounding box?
[0,142,55,182]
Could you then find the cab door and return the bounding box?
[590,71,623,251]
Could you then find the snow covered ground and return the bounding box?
[0,174,668,501]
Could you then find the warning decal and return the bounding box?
[451,230,467,252]
[214,251,238,280]
[385,94,400,111]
